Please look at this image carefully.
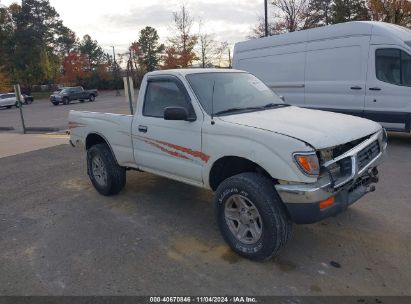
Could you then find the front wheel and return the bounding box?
[62,97,69,105]
[52,102,59,106]
[89,94,95,102]
[87,143,126,196]
[214,172,292,261]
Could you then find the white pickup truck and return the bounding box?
[69,69,387,261]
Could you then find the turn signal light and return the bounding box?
[294,153,320,176]
[319,197,335,210]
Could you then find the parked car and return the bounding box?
[69,69,387,261]
[0,93,24,109]
[50,86,98,105]
[233,21,411,133]
[23,94,34,104]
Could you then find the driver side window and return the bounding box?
[143,80,193,118]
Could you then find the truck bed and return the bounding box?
[68,110,135,167]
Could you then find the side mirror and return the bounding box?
[164,107,194,121]
[279,96,285,102]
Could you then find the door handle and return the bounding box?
[350,86,362,90]
[369,87,381,91]
[138,125,148,133]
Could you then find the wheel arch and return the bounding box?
[208,156,276,191]
[85,132,120,165]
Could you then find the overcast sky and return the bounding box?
[1,0,269,54]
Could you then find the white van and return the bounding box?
[233,21,411,132]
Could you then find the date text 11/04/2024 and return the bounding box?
[149,296,257,303]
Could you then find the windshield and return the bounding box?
[59,89,69,95]
[186,72,285,116]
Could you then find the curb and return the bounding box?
[25,127,61,133]
[0,127,15,131]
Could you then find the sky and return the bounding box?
[1,0,270,54]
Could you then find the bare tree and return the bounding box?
[248,16,283,38]
[198,21,217,68]
[272,0,310,32]
[168,5,198,67]
[215,41,230,68]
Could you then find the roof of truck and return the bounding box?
[147,68,243,77]
[234,21,411,54]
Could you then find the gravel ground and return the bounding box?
[0,133,410,296]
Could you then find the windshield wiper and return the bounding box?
[214,107,262,116]
[263,103,291,108]
[214,103,291,116]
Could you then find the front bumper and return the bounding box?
[275,130,387,224]
[50,96,62,103]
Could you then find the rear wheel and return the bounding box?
[214,172,292,261]
[87,143,126,196]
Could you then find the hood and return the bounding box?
[219,106,381,149]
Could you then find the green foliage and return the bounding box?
[0,0,76,87]
[331,0,370,23]
[79,34,105,71]
[138,26,165,72]
[305,0,334,27]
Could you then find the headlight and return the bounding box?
[381,128,388,147]
[293,152,320,176]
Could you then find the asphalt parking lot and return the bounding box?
[1,94,411,296]
[0,91,132,132]
[0,129,410,295]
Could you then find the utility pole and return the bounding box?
[111,46,121,96]
[264,0,269,37]
[14,84,26,134]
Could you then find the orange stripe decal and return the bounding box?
[152,139,210,163]
[139,137,190,160]
[135,135,210,163]
[68,121,86,129]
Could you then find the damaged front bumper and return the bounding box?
[275,130,387,224]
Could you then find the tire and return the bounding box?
[15,102,20,108]
[214,172,292,261]
[62,97,69,105]
[52,101,59,106]
[87,143,126,196]
[89,94,95,102]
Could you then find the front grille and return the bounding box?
[357,140,380,171]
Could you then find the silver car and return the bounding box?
[0,93,24,109]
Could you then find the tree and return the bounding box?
[0,0,76,86]
[272,0,310,32]
[368,0,411,26]
[197,21,217,68]
[0,68,12,92]
[60,51,88,85]
[78,34,105,71]
[305,0,334,27]
[162,47,180,69]
[167,5,198,68]
[331,0,370,23]
[248,16,282,38]
[215,41,230,68]
[138,26,165,72]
